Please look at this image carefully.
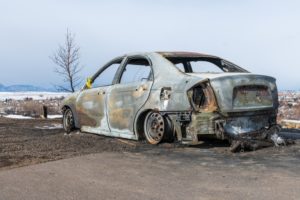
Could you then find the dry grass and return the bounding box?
[0,98,63,117]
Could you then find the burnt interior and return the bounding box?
[192,86,207,109]
[188,82,218,112]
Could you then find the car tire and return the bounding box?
[144,111,174,144]
[163,116,175,143]
[63,108,75,133]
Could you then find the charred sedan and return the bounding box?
[62,52,280,148]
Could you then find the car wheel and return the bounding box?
[144,111,168,144]
[63,108,75,133]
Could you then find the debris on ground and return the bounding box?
[229,126,295,152]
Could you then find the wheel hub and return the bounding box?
[146,112,164,142]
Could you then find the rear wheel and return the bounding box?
[63,108,75,133]
[144,111,174,144]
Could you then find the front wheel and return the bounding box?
[144,111,172,144]
[63,108,75,133]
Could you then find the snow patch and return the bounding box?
[282,119,300,124]
[3,115,33,119]
[1,114,62,119]
[35,124,63,129]
[47,115,63,119]
[0,92,70,101]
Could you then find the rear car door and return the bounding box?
[76,58,123,135]
[106,56,153,137]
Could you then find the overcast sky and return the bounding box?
[0,0,299,90]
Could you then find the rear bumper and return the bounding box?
[182,111,277,144]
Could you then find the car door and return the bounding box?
[76,58,124,135]
[106,56,153,137]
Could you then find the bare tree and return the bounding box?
[51,30,82,92]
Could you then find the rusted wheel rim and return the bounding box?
[63,109,73,133]
[144,112,164,144]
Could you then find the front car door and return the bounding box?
[106,56,153,138]
[76,58,124,135]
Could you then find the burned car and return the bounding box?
[62,52,280,150]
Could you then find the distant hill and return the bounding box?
[0,84,56,92]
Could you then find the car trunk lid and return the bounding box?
[187,73,278,112]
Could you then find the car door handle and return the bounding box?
[98,90,106,95]
[135,85,148,91]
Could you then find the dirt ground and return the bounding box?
[1,117,300,200]
[0,117,189,169]
[0,117,144,169]
[1,117,300,172]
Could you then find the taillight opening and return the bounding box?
[188,82,218,112]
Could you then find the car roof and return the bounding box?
[121,51,220,59]
[156,51,220,59]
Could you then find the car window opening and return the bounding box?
[92,59,122,88]
[120,58,152,84]
[165,57,248,73]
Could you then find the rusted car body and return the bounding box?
[62,52,279,146]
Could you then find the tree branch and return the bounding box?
[50,29,82,92]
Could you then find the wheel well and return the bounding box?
[61,105,80,129]
[135,109,152,140]
[62,105,70,114]
[135,110,176,141]
[135,110,176,143]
